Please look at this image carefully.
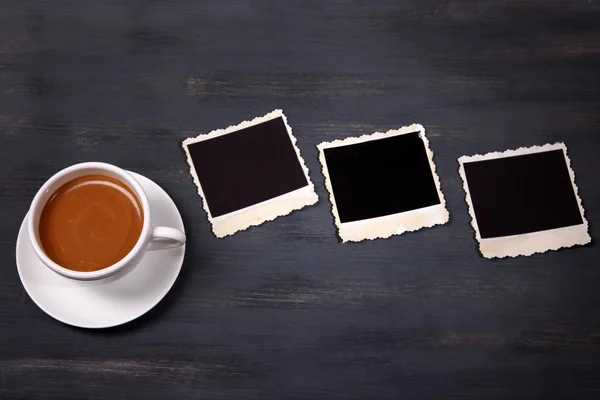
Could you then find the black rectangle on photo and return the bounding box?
[187,117,309,217]
[463,149,583,239]
[323,132,441,223]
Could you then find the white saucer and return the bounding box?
[16,171,186,329]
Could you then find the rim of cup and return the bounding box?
[27,162,151,281]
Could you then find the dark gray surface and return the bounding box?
[1,1,600,399]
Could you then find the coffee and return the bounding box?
[38,174,143,271]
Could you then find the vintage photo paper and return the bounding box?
[183,110,318,237]
[458,143,590,258]
[317,124,449,242]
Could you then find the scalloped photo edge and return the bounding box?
[317,123,449,242]
[182,110,318,238]
[457,142,591,258]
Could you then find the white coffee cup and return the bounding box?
[28,162,186,281]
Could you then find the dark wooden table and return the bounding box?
[1,1,600,399]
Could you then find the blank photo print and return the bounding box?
[317,124,449,242]
[182,110,318,237]
[458,143,590,258]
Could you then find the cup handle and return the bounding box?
[147,226,186,251]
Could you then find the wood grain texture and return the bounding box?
[1,0,600,399]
